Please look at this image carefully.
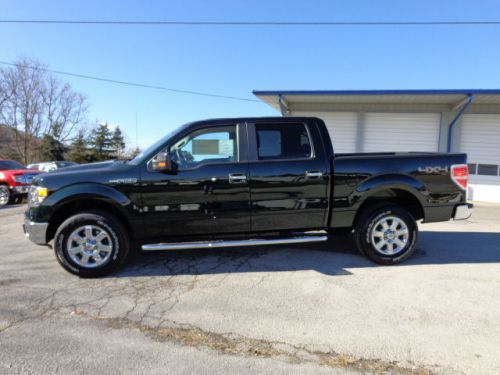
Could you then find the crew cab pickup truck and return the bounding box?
[23,117,472,277]
[0,160,40,207]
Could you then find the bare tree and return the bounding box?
[45,75,88,141]
[0,58,88,164]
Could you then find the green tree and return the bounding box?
[128,146,142,159]
[36,134,66,161]
[90,122,112,161]
[67,129,92,163]
[111,126,126,159]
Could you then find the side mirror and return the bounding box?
[151,152,176,173]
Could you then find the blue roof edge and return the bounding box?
[253,89,500,96]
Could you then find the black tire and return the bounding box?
[9,195,23,205]
[0,185,10,208]
[354,204,418,265]
[54,211,130,277]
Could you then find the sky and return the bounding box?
[2,0,500,149]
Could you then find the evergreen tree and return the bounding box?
[128,146,142,159]
[36,134,66,161]
[111,126,126,159]
[67,129,91,163]
[90,122,113,161]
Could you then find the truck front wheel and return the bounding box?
[354,204,418,265]
[0,185,10,208]
[54,211,130,277]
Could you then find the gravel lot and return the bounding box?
[0,203,499,374]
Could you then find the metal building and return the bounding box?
[254,90,500,203]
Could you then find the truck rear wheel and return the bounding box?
[54,211,130,277]
[354,204,418,265]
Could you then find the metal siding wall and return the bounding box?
[364,113,440,152]
[292,111,357,153]
[460,114,500,164]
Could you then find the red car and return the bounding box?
[0,160,41,207]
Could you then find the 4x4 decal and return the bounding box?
[417,166,449,174]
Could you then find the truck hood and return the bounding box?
[45,160,120,175]
[33,160,137,190]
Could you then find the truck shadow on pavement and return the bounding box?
[115,231,500,278]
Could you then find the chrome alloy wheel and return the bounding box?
[0,185,10,207]
[66,225,113,268]
[370,215,409,256]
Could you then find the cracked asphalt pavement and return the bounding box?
[1,203,499,374]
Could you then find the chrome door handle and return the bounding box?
[305,171,323,178]
[228,173,247,184]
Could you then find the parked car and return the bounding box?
[23,117,472,277]
[0,160,41,207]
[27,161,78,173]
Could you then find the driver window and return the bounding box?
[169,125,238,169]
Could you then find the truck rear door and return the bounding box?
[247,119,330,232]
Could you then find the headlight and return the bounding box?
[29,186,48,207]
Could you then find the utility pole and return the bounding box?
[135,112,138,149]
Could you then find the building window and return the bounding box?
[477,164,499,176]
[467,164,477,175]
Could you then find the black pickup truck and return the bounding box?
[24,117,472,277]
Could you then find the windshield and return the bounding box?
[128,124,190,166]
[0,160,26,170]
[56,162,76,167]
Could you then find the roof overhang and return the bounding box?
[253,89,500,114]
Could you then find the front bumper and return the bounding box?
[453,203,473,220]
[11,185,29,196]
[23,216,49,245]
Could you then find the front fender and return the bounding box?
[34,183,133,222]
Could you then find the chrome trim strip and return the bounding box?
[142,235,328,251]
[305,171,323,178]
[453,204,473,220]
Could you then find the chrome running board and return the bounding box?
[141,235,328,251]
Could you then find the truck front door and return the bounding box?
[140,122,250,238]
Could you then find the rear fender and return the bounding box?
[351,173,429,209]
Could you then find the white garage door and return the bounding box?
[460,115,500,166]
[364,113,440,152]
[460,115,500,199]
[293,111,357,153]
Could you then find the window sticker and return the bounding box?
[192,139,219,155]
[218,140,234,157]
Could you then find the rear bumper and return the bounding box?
[23,216,48,245]
[453,203,473,220]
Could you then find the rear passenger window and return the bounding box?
[256,123,312,160]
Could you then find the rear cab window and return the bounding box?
[0,160,26,170]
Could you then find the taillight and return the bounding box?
[451,164,468,190]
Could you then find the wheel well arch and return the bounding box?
[46,198,133,243]
[353,188,425,227]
